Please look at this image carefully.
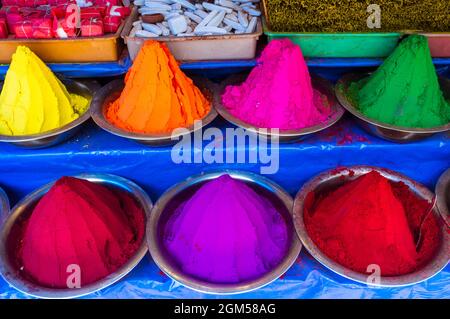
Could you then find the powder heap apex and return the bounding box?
[221,39,332,130]
[106,40,211,134]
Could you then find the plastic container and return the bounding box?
[0,16,131,63]
[422,33,450,57]
[263,20,401,58]
[261,0,402,58]
[122,7,262,61]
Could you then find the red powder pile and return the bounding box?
[13,177,145,288]
[304,171,441,276]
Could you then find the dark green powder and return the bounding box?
[266,0,450,32]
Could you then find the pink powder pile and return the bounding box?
[221,39,332,130]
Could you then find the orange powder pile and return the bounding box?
[106,41,211,134]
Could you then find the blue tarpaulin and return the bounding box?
[1,56,450,80]
[0,57,449,298]
[0,115,448,299]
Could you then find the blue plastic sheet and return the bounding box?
[0,116,448,299]
[1,56,450,80]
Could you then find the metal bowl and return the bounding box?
[0,79,93,149]
[293,165,450,287]
[0,186,9,225]
[436,168,450,228]
[90,77,218,147]
[335,73,450,143]
[0,173,152,299]
[215,74,345,143]
[147,170,302,294]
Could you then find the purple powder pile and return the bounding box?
[163,175,289,284]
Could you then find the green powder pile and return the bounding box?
[266,0,450,32]
[347,35,450,128]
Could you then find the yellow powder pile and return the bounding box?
[0,46,89,136]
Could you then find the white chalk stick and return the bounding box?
[206,10,225,27]
[144,2,171,10]
[135,30,159,37]
[223,17,245,30]
[215,0,240,10]
[225,13,238,22]
[245,16,256,32]
[167,14,188,34]
[172,0,196,11]
[157,22,171,36]
[194,9,208,18]
[237,10,248,27]
[185,11,203,24]
[142,23,162,35]
[195,10,218,29]
[241,6,260,16]
[202,2,233,14]
[194,26,227,35]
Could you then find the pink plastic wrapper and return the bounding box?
[48,0,74,5]
[108,5,130,18]
[52,14,76,37]
[0,18,8,38]
[103,14,120,33]
[80,17,103,36]
[80,7,102,20]
[5,11,23,35]
[2,0,47,6]
[14,17,52,38]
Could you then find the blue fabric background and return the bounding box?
[0,59,448,298]
[0,116,448,299]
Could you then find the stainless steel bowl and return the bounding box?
[335,73,450,143]
[90,77,218,147]
[293,165,450,287]
[436,168,450,228]
[0,186,9,226]
[147,170,302,294]
[215,74,345,143]
[0,173,152,299]
[0,79,93,149]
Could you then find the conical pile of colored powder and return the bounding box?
[14,177,145,288]
[164,175,289,283]
[221,39,332,130]
[347,35,450,128]
[0,46,89,136]
[304,171,441,276]
[106,41,211,134]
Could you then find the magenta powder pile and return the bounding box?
[221,39,332,130]
[163,175,289,284]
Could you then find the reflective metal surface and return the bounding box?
[216,74,345,143]
[335,73,450,143]
[0,79,93,149]
[0,173,152,299]
[436,168,450,228]
[294,166,450,287]
[91,77,218,147]
[147,170,302,294]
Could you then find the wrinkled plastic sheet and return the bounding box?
[0,116,448,299]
